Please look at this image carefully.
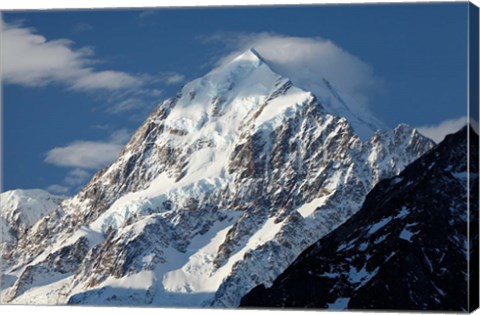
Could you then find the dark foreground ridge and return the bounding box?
[240,126,479,311]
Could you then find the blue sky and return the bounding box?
[1,3,470,194]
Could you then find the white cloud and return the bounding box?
[106,87,164,114]
[149,88,163,97]
[1,19,142,91]
[45,129,132,192]
[109,128,133,144]
[70,70,141,91]
[45,129,132,169]
[1,19,170,113]
[109,97,145,113]
[64,168,90,186]
[45,141,123,169]
[203,32,382,112]
[46,184,70,195]
[416,116,467,143]
[157,72,185,85]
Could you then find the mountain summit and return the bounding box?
[1,50,433,307]
[214,48,383,139]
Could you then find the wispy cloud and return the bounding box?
[45,129,132,169]
[70,70,141,91]
[45,141,124,169]
[109,128,133,144]
[64,168,90,186]
[106,87,164,114]
[1,19,143,91]
[45,128,133,194]
[200,32,383,120]
[46,184,70,195]
[159,72,185,85]
[416,116,467,143]
[109,97,146,113]
[1,18,167,115]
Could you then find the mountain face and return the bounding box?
[0,190,64,253]
[240,127,478,311]
[0,49,434,307]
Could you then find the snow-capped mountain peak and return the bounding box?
[229,48,264,65]
[169,48,381,140]
[1,49,434,307]
[164,48,309,136]
[219,48,384,140]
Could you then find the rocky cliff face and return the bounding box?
[240,126,477,311]
[1,49,434,307]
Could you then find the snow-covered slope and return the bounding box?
[1,49,434,307]
[292,77,381,140]
[1,189,65,252]
[240,126,478,311]
[242,49,384,140]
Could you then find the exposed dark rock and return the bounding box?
[240,126,478,312]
